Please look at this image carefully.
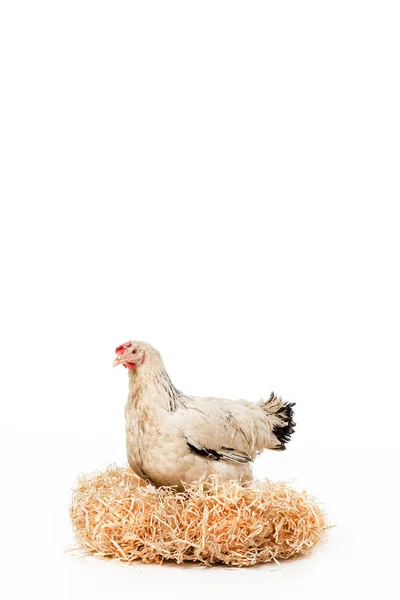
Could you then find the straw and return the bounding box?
[70,465,327,567]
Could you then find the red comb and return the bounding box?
[115,341,131,355]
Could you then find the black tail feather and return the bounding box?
[263,392,296,450]
[273,400,296,450]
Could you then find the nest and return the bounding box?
[70,465,327,567]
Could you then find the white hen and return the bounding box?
[113,341,295,490]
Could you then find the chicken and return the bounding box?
[113,341,295,490]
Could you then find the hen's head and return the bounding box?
[113,341,160,370]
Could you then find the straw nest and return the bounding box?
[70,465,327,567]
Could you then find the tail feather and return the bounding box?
[261,392,296,450]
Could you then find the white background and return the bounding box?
[1,1,399,598]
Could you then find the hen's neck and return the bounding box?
[128,359,181,411]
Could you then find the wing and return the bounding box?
[173,395,271,463]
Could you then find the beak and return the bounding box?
[113,355,126,367]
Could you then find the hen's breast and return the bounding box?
[125,399,190,487]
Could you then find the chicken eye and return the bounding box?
[132,349,137,354]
